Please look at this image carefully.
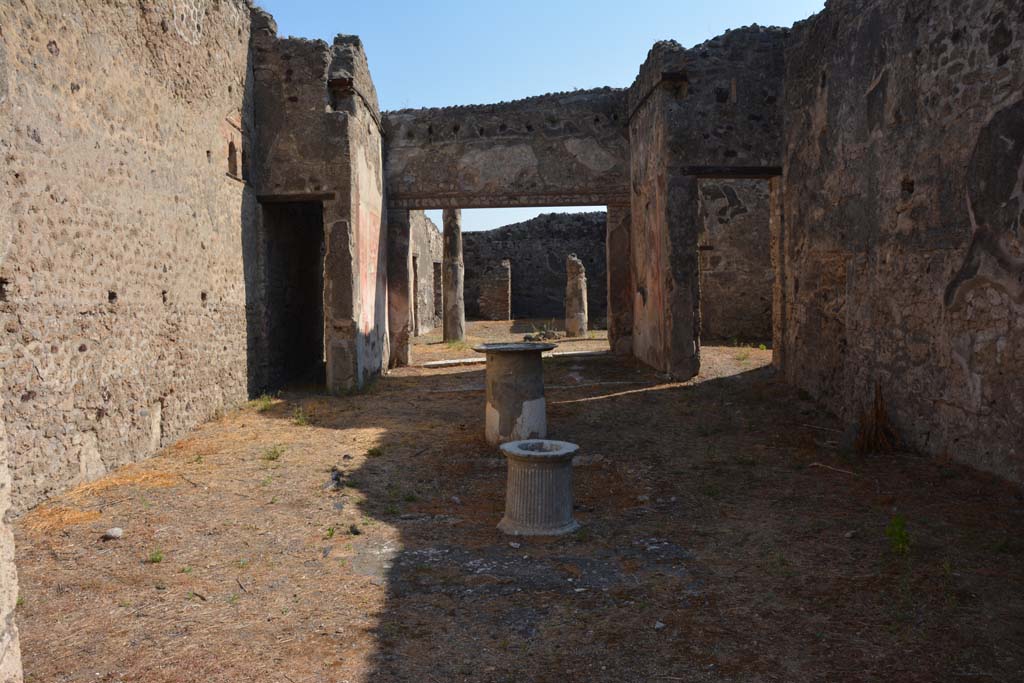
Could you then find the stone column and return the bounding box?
[606,205,633,354]
[565,254,588,337]
[387,209,413,367]
[442,208,465,342]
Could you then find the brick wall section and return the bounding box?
[0,0,254,512]
[477,261,512,320]
[782,0,1024,481]
[464,213,608,322]
[699,180,772,342]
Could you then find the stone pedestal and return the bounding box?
[498,439,580,536]
[565,254,588,337]
[442,208,466,342]
[474,342,555,446]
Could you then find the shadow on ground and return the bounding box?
[12,342,1024,682]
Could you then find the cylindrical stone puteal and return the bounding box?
[498,439,579,536]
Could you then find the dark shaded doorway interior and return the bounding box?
[262,201,326,390]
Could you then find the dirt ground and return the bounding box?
[13,321,1024,682]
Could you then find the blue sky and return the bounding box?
[259,0,824,230]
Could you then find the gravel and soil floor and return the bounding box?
[13,321,1024,682]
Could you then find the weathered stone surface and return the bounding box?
[464,212,608,321]
[387,210,414,368]
[3,0,1021,569]
[252,27,387,393]
[565,256,589,337]
[477,261,512,321]
[410,212,443,335]
[606,206,634,354]
[627,27,787,379]
[383,89,630,209]
[781,0,1024,481]
[442,209,466,342]
[628,71,701,378]
[476,344,554,446]
[0,0,254,511]
[699,180,772,342]
[769,176,786,370]
[628,29,788,174]
[390,209,443,361]
[0,418,21,682]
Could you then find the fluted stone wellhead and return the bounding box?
[498,439,580,536]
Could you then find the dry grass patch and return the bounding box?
[21,506,101,534]
[64,466,180,502]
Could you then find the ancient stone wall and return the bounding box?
[410,211,442,334]
[627,28,787,378]
[0,0,255,511]
[477,261,512,321]
[782,0,1024,481]
[0,26,23,683]
[382,89,630,209]
[606,206,633,354]
[0,417,20,682]
[699,180,772,342]
[251,21,387,392]
[463,213,607,322]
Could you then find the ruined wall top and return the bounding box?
[330,34,380,118]
[249,18,383,200]
[629,26,790,174]
[385,86,625,116]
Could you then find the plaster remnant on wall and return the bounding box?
[169,0,248,46]
[945,98,1024,309]
[699,180,772,341]
[382,88,630,209]
[457,145,539,193]
[564,138,619,173]
[782,0,1024,482]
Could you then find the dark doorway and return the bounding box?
[412,255,421,335]
[262,201,325,390]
